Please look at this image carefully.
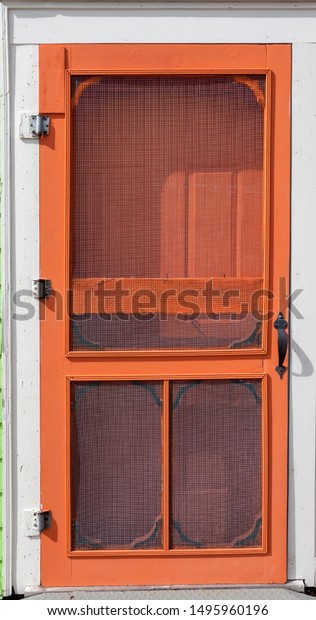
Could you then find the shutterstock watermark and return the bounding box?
[12,277,303,322]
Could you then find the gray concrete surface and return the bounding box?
[25,588,314,600]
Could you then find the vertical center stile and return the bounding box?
[163,380,170,551]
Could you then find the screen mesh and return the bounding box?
[71,381,163,550]
[170,380,262,549]
[70,75,266,350]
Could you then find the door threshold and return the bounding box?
[24,580,305,597]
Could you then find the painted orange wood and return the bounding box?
[66,44,268,73]
[39,45,66,114]
[70,277,263,315]
[162,380,170,552]
[40,44,290,587]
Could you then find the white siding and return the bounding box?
[288,43,316,585]
[9,6,316,45]
[9,43,40,595]
[2,2,316,592]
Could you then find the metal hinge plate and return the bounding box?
[33,510,51,533]
[32,279,51,299]
[19,113,50,138]
[23,509,52,537]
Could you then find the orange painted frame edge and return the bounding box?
[65,374,268,557]
[163,379,170,552]
[64,61,271,358]
[40,44,290,586]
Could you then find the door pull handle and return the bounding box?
[273,312,288,379]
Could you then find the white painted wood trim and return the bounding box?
[6,1,316,8]
[8,6,316,44]
[1,1,13,599]
[3,7,316,592]
[9,44,40,594]
[288,43,316,587]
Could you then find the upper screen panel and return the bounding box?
[69,74,267,352]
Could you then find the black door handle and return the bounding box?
[273,312,288,379]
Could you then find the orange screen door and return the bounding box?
[40,44,290,586]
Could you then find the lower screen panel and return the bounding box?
[171,380,262,549]
[70,378,263,553]
[71,381,163,550]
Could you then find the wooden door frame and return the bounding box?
[39,44,290,586]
